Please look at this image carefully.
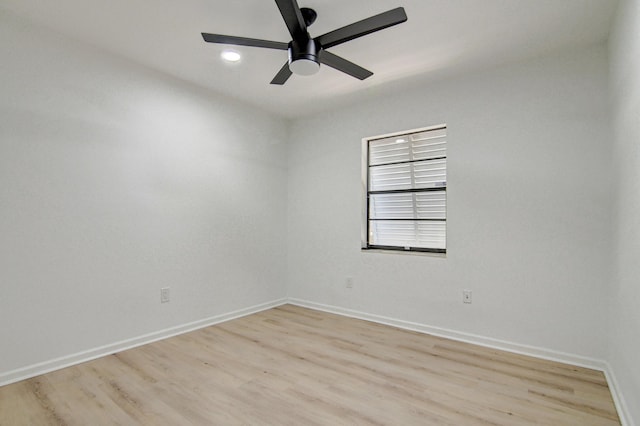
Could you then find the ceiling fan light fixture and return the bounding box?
[289,58,320,76]
[288,38,320,76]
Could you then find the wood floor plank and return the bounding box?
[0,305,621,425]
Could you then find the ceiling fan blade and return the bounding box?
[315,7,407,49]
[270,62,293,85]
[320,51,373,80]
[201,33,288,50]
[274,0,308,41]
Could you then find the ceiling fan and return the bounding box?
[201,0,407,85]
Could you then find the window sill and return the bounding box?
[361,247,446,258]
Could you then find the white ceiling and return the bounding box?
[2,0,618,119]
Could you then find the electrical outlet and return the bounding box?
[346,277,354,289]
[463,290,472,304]
[161,287,170,303]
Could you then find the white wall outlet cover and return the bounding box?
[346,277,354,289]
[161,287,170,303]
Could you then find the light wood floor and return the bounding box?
[0,305,620,425]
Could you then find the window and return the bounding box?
[362,125,447,253]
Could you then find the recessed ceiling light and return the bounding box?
[221,50,241,62]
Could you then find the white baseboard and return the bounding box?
[288,298,606,370]
[0,298,287,388]
[603,362,635,426]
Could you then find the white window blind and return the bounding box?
[363,126,446,252]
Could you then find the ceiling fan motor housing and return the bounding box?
[288,38,321,76]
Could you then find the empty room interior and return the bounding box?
[0,0,638,424]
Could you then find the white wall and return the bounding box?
[288,44,612,360]
[609,0,640,423]
[0,13,288,377]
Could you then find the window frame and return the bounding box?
[361,124,447,254]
